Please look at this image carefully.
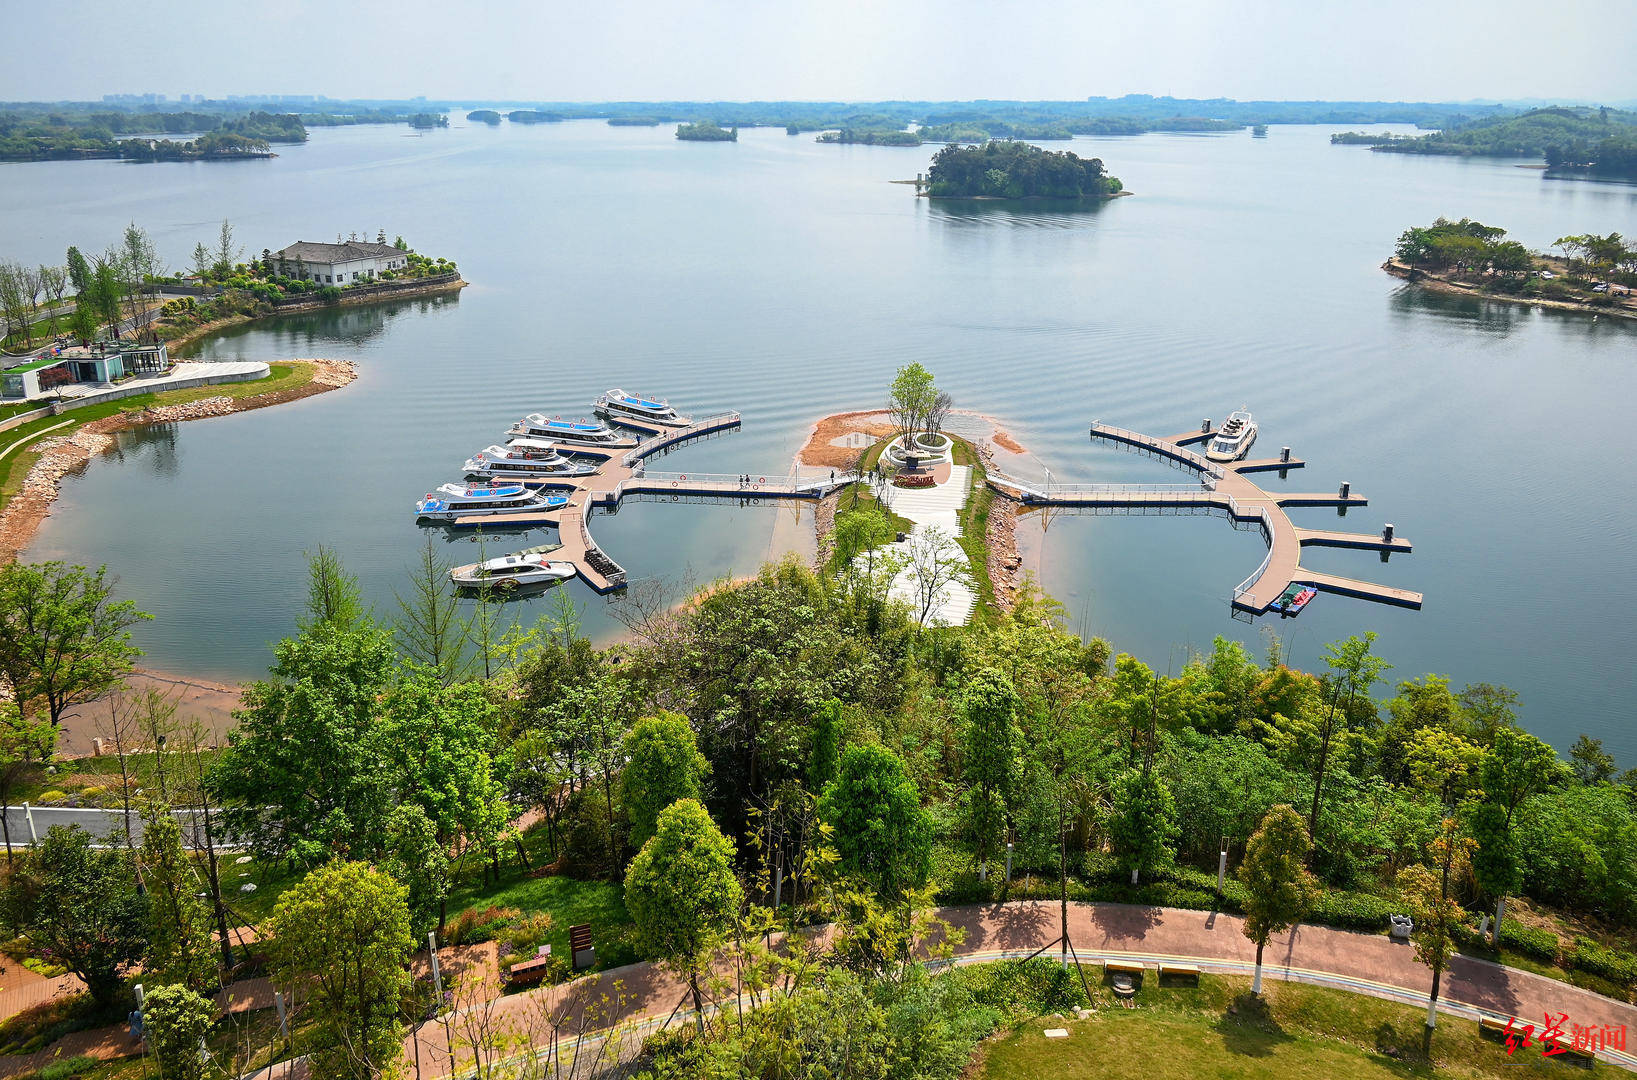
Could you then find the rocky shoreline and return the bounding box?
[1383,261,1637,321]
[0,359,356,561]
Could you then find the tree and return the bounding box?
[1,825,146,1006]
[380,804,450,936]
[0,704,53,862]
[88,253,124,336]
[621,713,708,848]
[120,222,162,326]
[300,546,368,631]
[1397,819,1474,1042]
[139,802,218,993]
[1238,805,1318,995]
[1569,734,1616,785]
[393,536,470,682]
[818,744,933,902]
[624,799,743,1026]
[961,668,1022,872]
[1108,767,1177,884]
[0,562,149,728]
[190,243,214,281]
[886,362,936,451]
[65,246,90,295]
[142,983,213,1080]
[1473,726,1562,943]
[39,265,67,309]
[0,262,29,346]
[1310,633,1389,843]
[904,526,969,628]
[210,619,396,864]
[807,699,844,792]
[270,861,413,1080]
[213,219,241,278]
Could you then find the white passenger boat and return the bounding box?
[450,545,575,590]
[595,388,686,425]
[1205,410,1258,463]
[464,438,598,480]
[414,482,565,522]
[507,413,638,448]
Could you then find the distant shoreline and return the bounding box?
[1383,261,1637,322]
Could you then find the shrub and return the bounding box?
[36,1055,97,1080]
[1567,936,1637,990]
[498,911,554,962]
[1307,891,1398,932]
[444,905,521,947]
[893,473,936,489]
[318,286,342,305]
[1497,920,1560,962]
[34,790,69,805]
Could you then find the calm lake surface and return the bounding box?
[4,120,1635,762]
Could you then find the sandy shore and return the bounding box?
[0,359,356,563]
[53,669,246,757]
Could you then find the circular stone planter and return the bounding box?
[884,431,952,469]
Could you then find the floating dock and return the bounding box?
[987,420,1422,616]
[462,410,857,593]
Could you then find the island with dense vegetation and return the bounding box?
[0,110,305,162]
[675,120,737,142]
[506,110,562,124]
[466,110,501,125]
[1386,216,1635,318]
[816,128,923,146]
[926,140,1123,199]
[1336,106,1637,178]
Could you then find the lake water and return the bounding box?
[4,120,1635,763]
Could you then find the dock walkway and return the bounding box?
[471,411,858,593]
[987,421,1421,616]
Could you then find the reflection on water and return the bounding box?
[103,424,181,477]
[183,293,462,358]
[923,195,1115,229]
[1387,286,1526,334]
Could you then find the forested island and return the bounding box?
[926,140,1123,199]
[466,110,501,125]
[676,120,737,142]
[507,110,563,124]
[1336,106,1637,178]
[816,128,922,146]
[0,110,304,162]
[1387,216,1635,316]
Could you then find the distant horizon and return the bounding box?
[7,93,1637,110]
[5,0,1633,104]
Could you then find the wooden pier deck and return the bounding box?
[984,422,1422,616]
[475,410,856,594]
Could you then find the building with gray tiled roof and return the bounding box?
[271,240,410,284]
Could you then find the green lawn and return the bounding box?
[976,972,1610,1079]
[444,860,637,969]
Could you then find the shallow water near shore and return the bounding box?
[5,120,1636,761]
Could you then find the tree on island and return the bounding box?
[886,361,951,457]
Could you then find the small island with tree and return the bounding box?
[1385,216,1635,318]
[924,140,1123,199]
[466,110,501,125]
[675,121,737,142]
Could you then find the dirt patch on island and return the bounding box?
[796,409,896,469]
[992,428,1025,454]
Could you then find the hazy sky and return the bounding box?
[5,0,1633,104]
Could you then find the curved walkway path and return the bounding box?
[403,901,1637,1076]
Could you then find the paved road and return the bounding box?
[399,900,1637,1077]
[0,803,234,849]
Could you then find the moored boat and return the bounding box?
[1205,410,1258,463]
[508,413,638,448]
[415,482,565,522]
[595,388,687,425]
[1276,582,1317,616]
[464,438,599,480]
[450,545,575,590]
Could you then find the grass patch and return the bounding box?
[976,971,1611,1079]
[444,867,637,970]
[953,439,996,620]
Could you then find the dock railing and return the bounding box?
[620,411,742,468]
[1089,420,1226,480]
[986,468,1215,501]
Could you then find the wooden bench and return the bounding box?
[505,953,554,988]
[1478,1016,1509,1042]
[1103,960,1146,977]
[1548,1044,1596,1069]
[1158,963,1202,985]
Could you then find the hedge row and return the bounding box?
[1568,936,1637,991]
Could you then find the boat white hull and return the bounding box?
[506,424,637,449]
[450,562,575,589]
[1205,427,1257,463]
